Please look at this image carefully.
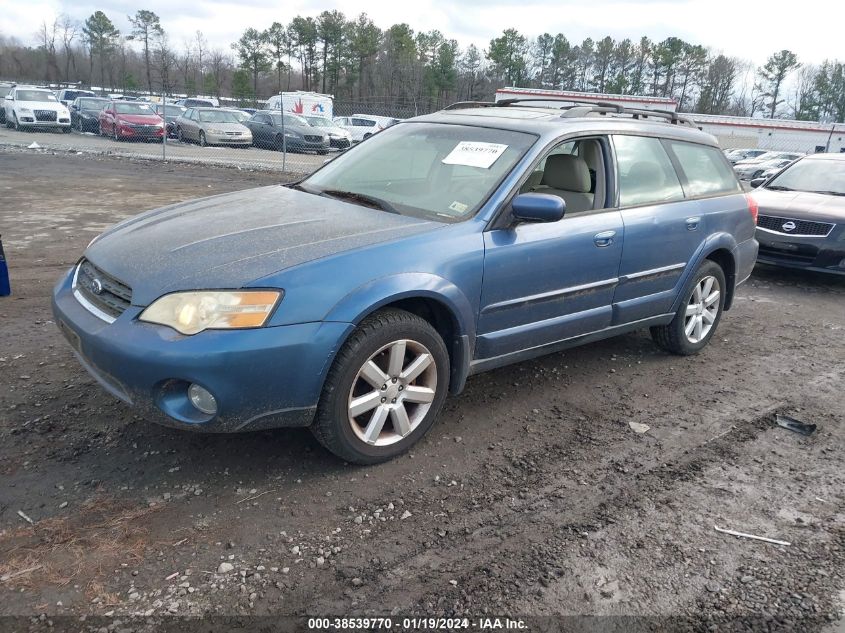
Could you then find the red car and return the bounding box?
[99,101,164,141]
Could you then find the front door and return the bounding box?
[476,136,624,361]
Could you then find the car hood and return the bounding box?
[80,108,104,116]
[320,126,349,136]
[86,186,440,306]
[19,101,65,111]
[116,114,161,124]
[752,188,845,223]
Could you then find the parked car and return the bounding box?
[753,159,797,182]
[0,82,13,124]
[751,153,845,275]
[154,103,187,137]
[70,96,110,133]
[332,115,385,142]
[174,107,252,147]
[4,86,71,132]
[735,157,798,181]
[244,111,328,153]
[52,101,758,464]
[174,98,216,108]
[724,148,767,165]
[57,88,97,107]
[303,115,352,149]
[98,101,164,141]
[733,151,804,177]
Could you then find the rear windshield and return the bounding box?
[666,141,742,197]
[765,158,845,196]
[302,122,537,222]
[16,90,57,102]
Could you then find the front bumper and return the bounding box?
[206,132,252,145]
[328,136,351,149]
[16,114,70,128]
[52,267,354,432]
[756,227,845,275]
[117,125,164,140]
[290,137,330,152]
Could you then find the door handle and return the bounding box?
[594,230,616,247]
[686,216,701,231]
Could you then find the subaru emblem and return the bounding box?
[91,278,104,295]
[782,221,797,232]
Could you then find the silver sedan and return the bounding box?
[175,108,253,147]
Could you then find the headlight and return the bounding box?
[208,128,224,134]
[139,290,282,335]
[19,108,32,114]
[284,132,300,138]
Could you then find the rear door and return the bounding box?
[610,135,721,323]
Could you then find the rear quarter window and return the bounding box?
[667,141,741,197]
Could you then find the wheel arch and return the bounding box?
[323,274,476,395]
[671,233,739,313]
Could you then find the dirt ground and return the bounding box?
[0,150,843,632]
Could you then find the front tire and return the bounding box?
[199,131,207,147]
[650,260,726,355]
[311,309,450,464]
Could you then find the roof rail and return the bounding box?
[443,96,698,127]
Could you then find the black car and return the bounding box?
[244,112,329,153]
[154,103,187,137]
[752,153,845,276]
[70,96,110,133]
[175,98,215,108]
[57,88,97,107]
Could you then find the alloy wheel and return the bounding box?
[347,339,437,447]
[684,275,720,344]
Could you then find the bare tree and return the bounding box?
[57,15,79,82]
[36,18,60,82]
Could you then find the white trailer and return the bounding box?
[494,87,678,112]
[263,91,333,119]
[689,114,845,154]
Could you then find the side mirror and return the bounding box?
[511,193,566,223]
[750,177,767,188]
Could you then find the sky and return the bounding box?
[4,0,843,68]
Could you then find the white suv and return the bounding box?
[4,87,71,133]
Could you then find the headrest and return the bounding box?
[542,154,591,193]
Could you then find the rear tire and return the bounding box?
[650,260,726,355]
[311,309,450,464]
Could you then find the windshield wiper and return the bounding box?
[765,185,793,191]
[317,189,400,214]
[810,190,845,196]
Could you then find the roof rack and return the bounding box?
[444,97,698,128]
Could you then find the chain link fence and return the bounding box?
[0,98,424,181]
[3,95,843,186]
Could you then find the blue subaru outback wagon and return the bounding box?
[52,100,759,463]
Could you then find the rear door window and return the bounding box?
[352,118,376,127]
[612,135,685,207]
[666,141,741,197]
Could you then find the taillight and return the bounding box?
[745,193,758,224]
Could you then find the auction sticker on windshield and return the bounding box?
[442,141,508,169]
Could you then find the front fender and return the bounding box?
[324,272,476,340]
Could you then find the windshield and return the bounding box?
[158,105,186,117]
[79,98,109,109]
[115,102,154,114]
[302,122,537,222]
[766,158,845,195]
[224,110,250,122]
[269,113,309,127]
[16,90,58,103]
[65,91,94,100]
[305,116,333,127]
[198,110,240,123]
[0,86,11,98]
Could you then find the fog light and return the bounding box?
[188,383,217,415]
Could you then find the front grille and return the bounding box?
[73,259,132,321]
[757,214,834,237]
[34,110,57,122]
[304,135,323,142]
[132,125,159,134]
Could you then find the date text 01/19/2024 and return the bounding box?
[306,617,527,630]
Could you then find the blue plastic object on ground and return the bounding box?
[0,235,10,296]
